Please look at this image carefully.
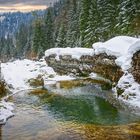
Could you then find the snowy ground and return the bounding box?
[1,59,55,92]
[0,59,75,124]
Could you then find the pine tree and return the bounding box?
[132,0,140,37]
[56,23,66,48]
[80,0,91,47]
[32,18,46,58]
[85,0,100,46]
[98,0,119,40]
[44,7,55,50]
[117,0,140,36]
[15,24,28,58]
[66,0,80,48]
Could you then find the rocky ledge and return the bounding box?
[45,53,123,83]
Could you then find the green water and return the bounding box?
[1,82,140,140]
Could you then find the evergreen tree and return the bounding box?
[56,23,66,48]
[97,0,119,40]
[66,0,80,48]
[85,0,100,46]
[80,0,91,47]
[117,0,140,36]
[44,7,55,50]
[15,24,29,58]
[32,18,46,58]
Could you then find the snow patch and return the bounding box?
[0,100,14,125]
[89,72,111,84]
[45,47,94,60]
[44,75,76,86]
[116,73,140,108]
[93,36,138,57]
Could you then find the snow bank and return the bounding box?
[45,47,94,60]
[0,100,14,125]
[116,39,140,71]
[93,36,138,57]
[1,59,75,91]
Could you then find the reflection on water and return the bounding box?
[1,80,140,140]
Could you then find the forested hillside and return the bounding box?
[0,11,44,61]
[0,0,139,61]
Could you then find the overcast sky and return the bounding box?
[0,0,57,12]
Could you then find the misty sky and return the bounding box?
[0,0,57,12]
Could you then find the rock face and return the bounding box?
[0,62,7,96]
[45,53,123,82]
[0,80,6,97]
[132,51,140,84]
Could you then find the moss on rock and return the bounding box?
[28,75,44,87]
[0,81,7,98]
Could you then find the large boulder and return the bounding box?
[0,80,7,97]
[45,52,123,82]
[131,50,140,84]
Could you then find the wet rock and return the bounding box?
[116,87,125,97]
[28,75,44,87]
[30,89,48,95]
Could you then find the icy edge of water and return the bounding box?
[0,100,14,125]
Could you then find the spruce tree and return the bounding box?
[80,0,91,47]
[32,18,46,58]
[44,7,54,50]
[56,23,66,48]
[86,0,100,46]
[66,0,80,48]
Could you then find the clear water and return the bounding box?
[1,81,140,140]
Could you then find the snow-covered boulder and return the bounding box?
[93,36,140,71]
[45,36,140,112]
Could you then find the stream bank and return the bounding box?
[1,80,140,140]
